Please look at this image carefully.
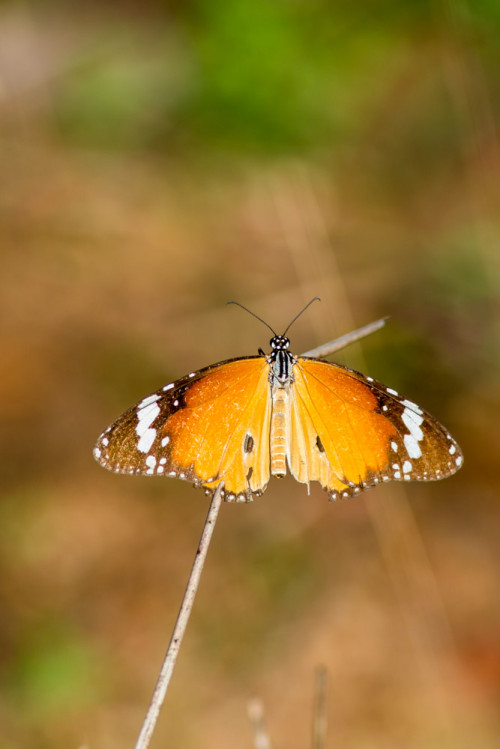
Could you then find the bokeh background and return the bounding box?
[1,1,499,747]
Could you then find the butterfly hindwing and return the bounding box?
[290,358,463,499]
[94,357,273,501]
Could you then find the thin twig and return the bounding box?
[312,666,328,749]
[134,485,224,749]
[302,317,389,359]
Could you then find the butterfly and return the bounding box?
[94,307,463,503]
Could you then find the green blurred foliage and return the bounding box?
[178,0,339,152]
[7,622,103,716]
[50,0,500,156]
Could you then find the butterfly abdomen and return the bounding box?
[270,387,288,478]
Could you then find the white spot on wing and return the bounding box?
[401,408,424,441]
[404,433,422,459]
[402,460,412,474]
[387,387,398,396]
[136,403,160,436]
[401,398,423,414]
[161,436,170,447]
[138,428,156,453]
[139,394,160,409]
[391,441,398,452]
[145,455,157,468]
[163,383,175,391]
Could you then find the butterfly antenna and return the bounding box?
[227,301,277,336]
[283,296,321,335]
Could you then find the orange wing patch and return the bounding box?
[290,358,462,499]
[290,359,398,498]
[94,357,272,502]
[164,359,272,500]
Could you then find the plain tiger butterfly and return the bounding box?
[94,304,463,502]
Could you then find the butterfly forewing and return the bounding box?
[290,360,389,497]
[291,358,463,499]
[94,357,272,501]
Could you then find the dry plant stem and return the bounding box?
[312,666,328,749]
[302,317,388,359]
[134,484,223,749]
[134,318,386,749]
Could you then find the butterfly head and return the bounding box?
[270,335,290,352]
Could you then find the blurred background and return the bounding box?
[1,0,499,747]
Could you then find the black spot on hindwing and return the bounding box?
[244,434,254,453]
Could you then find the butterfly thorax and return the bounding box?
[268,335,295,387]
[267,335,296,478]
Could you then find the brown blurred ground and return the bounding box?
[0,2,499,748]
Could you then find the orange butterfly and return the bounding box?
[94,307,463,502]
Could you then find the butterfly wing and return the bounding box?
[94,357,272,502]
[288,357,463,500]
